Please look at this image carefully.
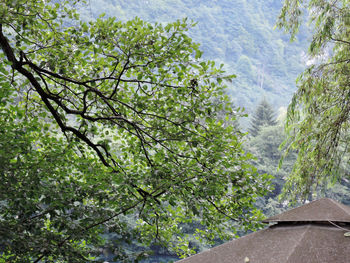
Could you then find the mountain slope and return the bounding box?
[85,0,308,112]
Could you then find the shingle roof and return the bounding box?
[263,198,350,223]
[177,198,350,263]
[177,224,350,263]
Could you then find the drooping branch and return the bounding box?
[0,23,110,167]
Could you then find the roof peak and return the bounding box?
[263,198,350,223]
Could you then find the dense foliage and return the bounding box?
[0,103,112,262]
[0,0,272,261]
[278,0,350,200]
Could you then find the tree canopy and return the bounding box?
[278,0,350,200]
[0,0,271,261]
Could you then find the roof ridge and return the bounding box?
[285,225,310,263]
[330,198,350,217]
[263,198,350,223]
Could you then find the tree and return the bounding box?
[277,0,350,201]
[0,103,113,262]
[249,98,277,137]
[0,0,271,261]
[246,122,302,214]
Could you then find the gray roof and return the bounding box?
[263,198,350,223]
[177,198,350,263]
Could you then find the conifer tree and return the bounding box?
[249,99,277,137]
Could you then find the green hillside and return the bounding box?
[85,0,309,112]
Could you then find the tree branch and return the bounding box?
[0,23,110,168]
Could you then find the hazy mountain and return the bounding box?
[83,0,309,113]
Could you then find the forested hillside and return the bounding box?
[85,0,309,111]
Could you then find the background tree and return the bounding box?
[249,98,277,137]
[246,117,350,224]
[245,124,294,216]
[277,0,350,201]
[0,0,271,261]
